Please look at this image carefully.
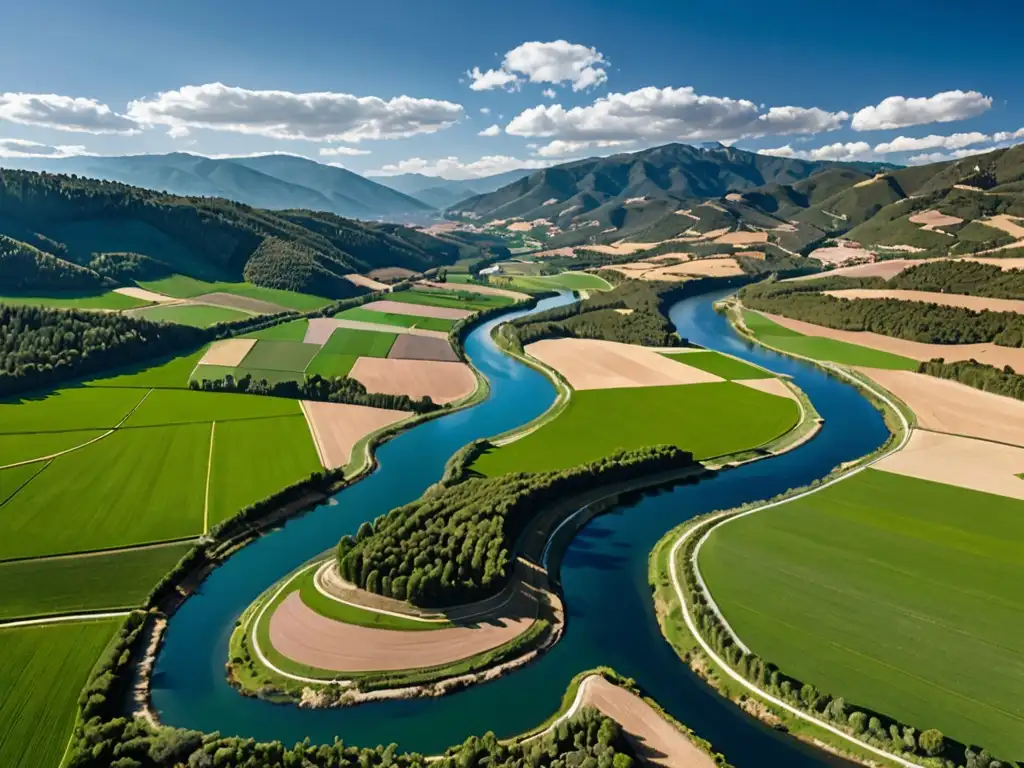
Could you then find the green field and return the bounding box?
[192,365,306,386]
[84,346,208,389]
[131,303,252,327]
[0,429,106,467]
[0,387,147,434]
[334,306,456,332]
[0,290,150,310]
[392,288,512,311]
[0,543,192,619]
[0,464,46,506]
[743,310,918,370]
[242,318,310,341]
[139,276,333,310]
[0,619,121,768]
[123,388,301,428]
[471,382,799,476]
[663,350,775,380]
[238,340,321,372]
[699,469,1024,758]
[304,327,397,379]
[493,271,612,293]
[207,415,322,525]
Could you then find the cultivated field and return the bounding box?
[471,382,799,476]
[806,244,871,265]
[344,273,390,291]
[699,468,1024,757]
[349,358,477,404]
[300,400,409,470]
[130,303,251,327]
[387,334,460,362]
[787,259,922,281]
[242,318,309,341]
[305,327,398,378]
[138,276,333,311]
[0,618,121,768]
[332,307,456,333]
[304,316,449,344]
[494,271,613,293]
[420,279,529,301]
[237,339,321,372]
[660,350,773,380]
[199,338,257,367]
[0,290,150,310]
[825,288,1024,315]
[389,288,512,311]
[360,299,473,320]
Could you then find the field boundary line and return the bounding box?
[0,610,131,630]
[311,561,449,623]
[667,365,920,768]
[203,422,216,534]
[0,388,154,471]
[0,537,197,565]
[298,400,328,469]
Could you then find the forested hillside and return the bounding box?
[0,169,492,298]
[0,234,109,292]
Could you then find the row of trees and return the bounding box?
[889,259,1024,300]
[190,371,439,413]
[337,446,693,607]
[918,358,1024,400]
[740,279,1024,346]
[680,518,1007,767]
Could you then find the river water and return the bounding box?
[153,288,888,766]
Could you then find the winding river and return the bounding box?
[153,287,889,767]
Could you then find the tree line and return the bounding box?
[888,259,1024,300]
[337,446,693,607]
[0,233,109,292]
[918,358,1024,401]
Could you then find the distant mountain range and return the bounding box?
[0,153,435,222]
[373,169,534,209]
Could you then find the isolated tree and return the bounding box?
[918,729,944,757]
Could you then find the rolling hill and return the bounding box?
[375,169,534,209]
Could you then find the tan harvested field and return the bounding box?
[199,338,257,367]
[647,253,692,263]
[388,334,460,362]
[194,292,284,315]
[699,201,728,213]
[825,288,1024,315]
[419,279,529,301]
[506,221,533,232]
[734,377,798,402]
[269,591,533,672]
[299,400,409,470]
[585,242,658,256]
[361,299,473,320]
[875,430,1024,500]
[724,193,744,202]
[534,247,577,259]
[674,209,701,220]
[349,358,477,404]
[713,230,768,246]
[345,273,391,292]
[773,222,799,233]
[855,368,1024,446]
[304,318,449,344]
[582,677,717,768]
[114,286,176,303]
[525,338,722,390]
[854,173,887,188]
[758,310,1024,369]
[368,267,418,282]
[674,257,744,277]
[908,209,962,232]
[787,258,924,281]
[984,214,1024,239]
[962,257,1024,270]
[807,245,871,265]
[734,250,766,259]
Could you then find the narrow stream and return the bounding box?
[153,288,888,766]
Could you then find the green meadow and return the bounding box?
[742,310,918,370]
[305,327,398,379]
[139,276,333,311]
[663,350,774,380]
[0,290,149,310]
[699,469,1024,757]
[471,381,799,476]
[334,306,456,332]
[392,288,512,311]
[130,303,251,328]
[494,272,612,293]
[242,318,310,341]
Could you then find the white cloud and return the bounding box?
[366,154,550,180]
[468,40,608,92]
[318,145,372,156]
[543,88,557,99]
[851,90,991,131]
[872,131,991,154]
[0,93,137,134]
[758,145,798,158]
[0,137,92,158]
[478,124,501,137]
[479,107,491,115]
[758,141,873,162]
[993,127,1024,142]
[126,82,464,142]
[535,139,634,157]
[907,147,998,165]
[505,86,848,144]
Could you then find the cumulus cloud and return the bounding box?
[993,127,1024,142]
[0,93,137,134]
[366,155,550,180]
[534,139,634,157]
[851,90,991,131]
[126,82,464,142]
[758,141,874,162]
[872,132,991,154]
[505,86,848,145]
[318,145,372,156]
[543,88,557,99]
[478,124,501,137]
[468,40,608,92]
[907,147,999,165]
[0,137,92,158]
[479,107,491,115]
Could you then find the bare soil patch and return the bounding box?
[304,318,448,344]
[962,257,1024,271]
[345,274,390,292]
[909,209,962,232]
[824,288,1024,315]
[585,242,659,256]
[787,259,924,281]
[807,245,871,266]
[194,292,284,315]
[733,377,798,402]
[984,214,1024,239]
[506,221,533,232]
[854,174,887,188]
[199,339,257,367]
[349,358,477,404]
[525,338,722,390]
[758,311,1024,369]
[533,247,576,259]
[855,368,1024,446]
[388,334,460,362]
[875,430,1024,500]
[419,280,529,301]
[360,299,473,320]
[673,257,744,278]
[114,286,176,304]
[299,400,409,470]
[582,677,717,768]
[368,267,418,282]
[647,253,692,264]
[713,231,768,246]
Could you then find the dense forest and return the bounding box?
[918,358,1024,400]
[337,446,693,607]
[0,304,206,396]
[191,371,438,413]
[888,259,1024,299]
[740,279,1024,346]
[0,233,108,292]
[87,251,174,283]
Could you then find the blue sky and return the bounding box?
[1,0,1022,178]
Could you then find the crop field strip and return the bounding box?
[661,350,775,380]
[306,327,398,379]
[0,290,151,310]
[388,288,513,311]
[138,276,334,311]
[471,381,800,476]
[334,306,456,332]
[698,469,1024,757]
[129,303,253,327]
[0,617,122,768]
